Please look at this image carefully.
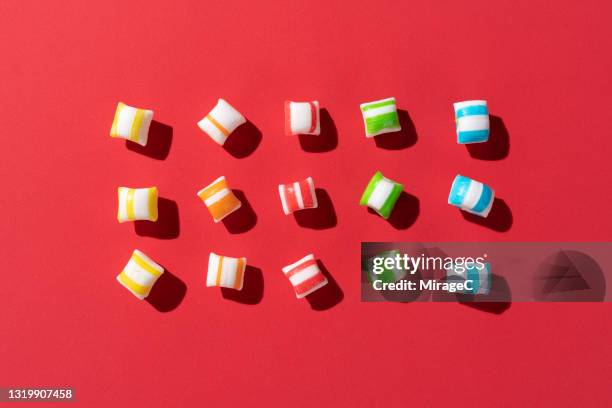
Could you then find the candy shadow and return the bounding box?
[294,188,337,229]
[380,269,427,303]
[456,274,512,315]
[367,191,420,230]
[146,269,187,312]
[221,265,264,305]
[461,198,512,232]
[126,120,173,160]
[427,247,512,314]
[298,108,338,152]
[534,250,606,301]
[223,120,262,158]
[466,115,509,160]
[374,109,418,150]
[306,260,343,311]
[222,190,257,233]
[134,198,180,239]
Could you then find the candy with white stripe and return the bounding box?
[197,176,242,223]
[360,97,401,137]
[206,252,246,291]
[197,98,246,146]
[116,249,164,300]
[445,262,491,295]
[364,249,407,284]
[110,102,154,146]
[282,254,328,298]
[284,100,320,136]
[278,176,318,215]
[448,174,495,218]
[454,100,489,144]
[117,186,158,223]
[359,171,404,219]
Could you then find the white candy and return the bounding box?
[284,101,320,135]
[196,176,242,223]
[206,252,246,290]
[454,100,489,144]
[360,97,401,137]
[110,102,154,146]
[117,187,158,223]
[116,249,164,300]
[197,98,246,145]
[445,262,491,295]
[448,175,495,218]
[282,254,328,298]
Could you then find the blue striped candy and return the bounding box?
[446,262,491,295]
[448,175,495,218]
[454,100,489,144]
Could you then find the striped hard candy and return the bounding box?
[448,174,494,218]
[359,171,404,219]
[198,98,246,146]
[454,100,489,144]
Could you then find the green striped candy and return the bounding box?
[359,171,403,219]
[360,97,401,137]
[363,249,407,284]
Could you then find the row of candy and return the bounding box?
[110,97,491,147]
[116,170,494,225]
[117,249,327,300]
[118,246,493,301]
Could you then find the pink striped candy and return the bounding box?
[284,101,320,136]
[282,254,328,299]
[278,176,318,215]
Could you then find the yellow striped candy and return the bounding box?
[117,187,158,223]
[110,102,154,146]
[117,249,164,300]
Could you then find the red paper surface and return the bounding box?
[1,0,611,406]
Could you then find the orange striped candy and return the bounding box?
[206,252,246,290]
[197,176,242,222]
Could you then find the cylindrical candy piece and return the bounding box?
[360,97,401,137]
[206,252,246,290]
[117,186,158,223]
[116,249,164,300]
[359,171,404,219]
[197,176,242,223]
[448,174,495,218]
[282,254,328,299]
[197,98,246,146]
[110,102,154,146]
[445,262,491,295]
[278,176,318,215]
[454,100,489,144]
[364,249,407,284]
[284,100,320,136]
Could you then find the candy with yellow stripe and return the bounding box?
[197,98,246,146]
[117,186,158,223]
[197,176,242,223]
[117,249,164,299]
[110,102,154,146]
[206,252,246,290]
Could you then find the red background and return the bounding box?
[1,0,611,406]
